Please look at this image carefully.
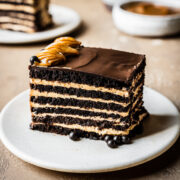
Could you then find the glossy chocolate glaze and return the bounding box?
[54,47,145,82]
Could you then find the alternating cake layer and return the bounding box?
[29,37,149,148]
[0,0,52,32]
[30,107,148,136]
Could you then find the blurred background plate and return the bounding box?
[0,4,81,44]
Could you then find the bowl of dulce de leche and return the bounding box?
[112,0,180,37]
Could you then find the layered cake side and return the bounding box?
[29,37,149,148]
[0,0,52,33]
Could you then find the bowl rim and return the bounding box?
[113,0,180,20]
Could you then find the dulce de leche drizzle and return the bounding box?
[34,37,81,66]
[123,2,178,16]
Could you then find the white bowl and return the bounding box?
[102,0,123,7]
[112,0,180,37]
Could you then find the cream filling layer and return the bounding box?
[32,101,143,123]
[33,113,122,122]
[0,4,37,13]
[30,72,143,98]
[30,93,142,117]
[0,12,35,21]
[2,0,34,4]
[0,12,51,27]
[30,81,143,107]
[30,78,129,97]
[32,113,126,126]
[32,113,147,135]
[0,23,34,32]
[0,1,48,13]
[30,89,128,107]
[0,16,34,26]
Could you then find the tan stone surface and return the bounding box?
[0,0,179,179]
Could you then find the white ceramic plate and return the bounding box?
[0,87,179,173]
[0,4,81,44]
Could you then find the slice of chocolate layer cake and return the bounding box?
[0,0,52,33]
[29,37,149,148]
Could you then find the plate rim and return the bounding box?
[0,87,179,173]
[0,4,81,44]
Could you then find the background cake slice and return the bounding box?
[29,37,149,148]
[0,0,52,33]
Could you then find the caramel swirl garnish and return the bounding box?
[34,37,81,66]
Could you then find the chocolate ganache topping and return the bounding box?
[30,37,145,82]
[58,47,145,82]
[30,37,81,66]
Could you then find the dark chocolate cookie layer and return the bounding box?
[30,72,144,103]
[29,55,145,90]
[30,93,143,112]
[32,107,147,130]
[30,113,149,148]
